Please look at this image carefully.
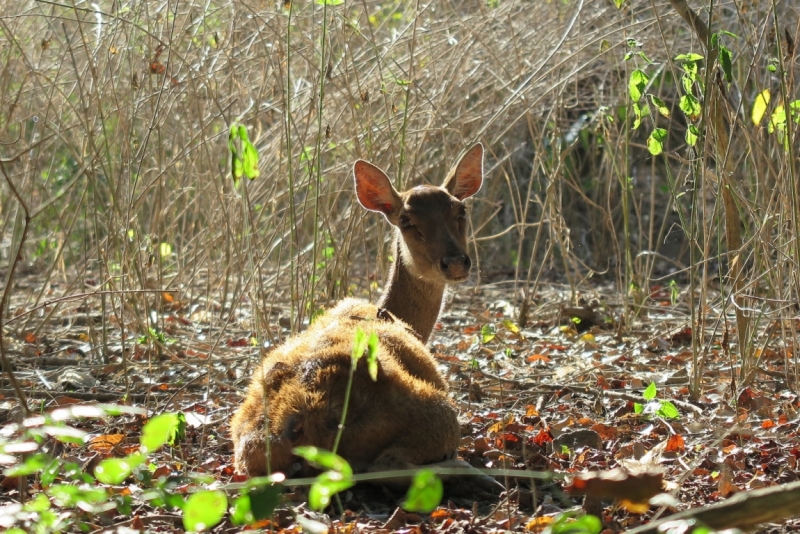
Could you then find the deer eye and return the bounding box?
[399,215,413,229]
[286,424,302,442]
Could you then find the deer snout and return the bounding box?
[439,254,471,281]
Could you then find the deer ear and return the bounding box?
[354,160,402,215]
[443,143,484,200]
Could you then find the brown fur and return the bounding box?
[230,299,459,476]
[230,145,484,477]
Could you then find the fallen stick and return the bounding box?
[628,480,800,533]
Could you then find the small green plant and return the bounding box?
[625,35,735,155]
[633,382,680,419]
[293,447,354,510]
[669,280,680,306]
[402,469,443,513]
[545,512,602,534]
[136,326,175,345]
[0,406,286,532]
[227,123,260,187]
[480,323,496,344]
[284,328,382,512]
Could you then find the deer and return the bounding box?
[230,144,484,478]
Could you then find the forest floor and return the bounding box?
[2,271,800,533]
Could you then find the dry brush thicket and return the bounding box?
[0,0,799,360]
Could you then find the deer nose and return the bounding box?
[439,254,471,279]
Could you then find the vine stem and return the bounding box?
[309,0,330,316]
[0,160,33,417]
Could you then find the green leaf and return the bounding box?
[183,490,227,532]
[674,53,704,62]
[402,469,443,513]
[657,401,680,419]
[551,513,603,534]
[228,123,260,184]
[685,125,700,146]
[35,425,86,445]
[315,0,344,4]
[789,100,800,119]
[50,403,145,420]
[681,74,694,94]
[292,447,354,511]
[242,139,260,180]
[647,128,668,155]
[649,95,670,118]
[232,158,243,185]
[366,332,379,381]
[643,382,657,401]
[769,105,786,134]
[5,453,51,477]
[628,69,649,102]
[308,470,354,511]
[679,94,702,120]
[613,0,624,8]
[24,492,51,512]
[752,89,770,126]
[719,45,732,82]
[48,484,107,508]
[631,102,644,130]
[231,495,253,526]
[159,242,173,257]
[39,458,59,488]
[292,447,352,476]
[140,413,184,453]
[95,454,145,485]
[502,319,520,334]
[248,484,283,521]
[481,323,496,344]
[351,328,368,363]
[229,125,243,186]
[633,402,644,414]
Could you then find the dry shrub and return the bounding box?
[1,0,799,349]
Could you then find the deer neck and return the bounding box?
[377,237,446,344]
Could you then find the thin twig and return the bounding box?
[0,160,33,416]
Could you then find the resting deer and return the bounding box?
[231,144,484,477]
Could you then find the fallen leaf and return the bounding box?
[590,423,619,441]
[665,434,686,452]
[526,354,551,363]
[153,465,171,479]
[567,468,664,505]
[525,515,555,531]
[88,434,126,454]
[50,396,83,407]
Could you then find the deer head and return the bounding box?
[353,143,484,285]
